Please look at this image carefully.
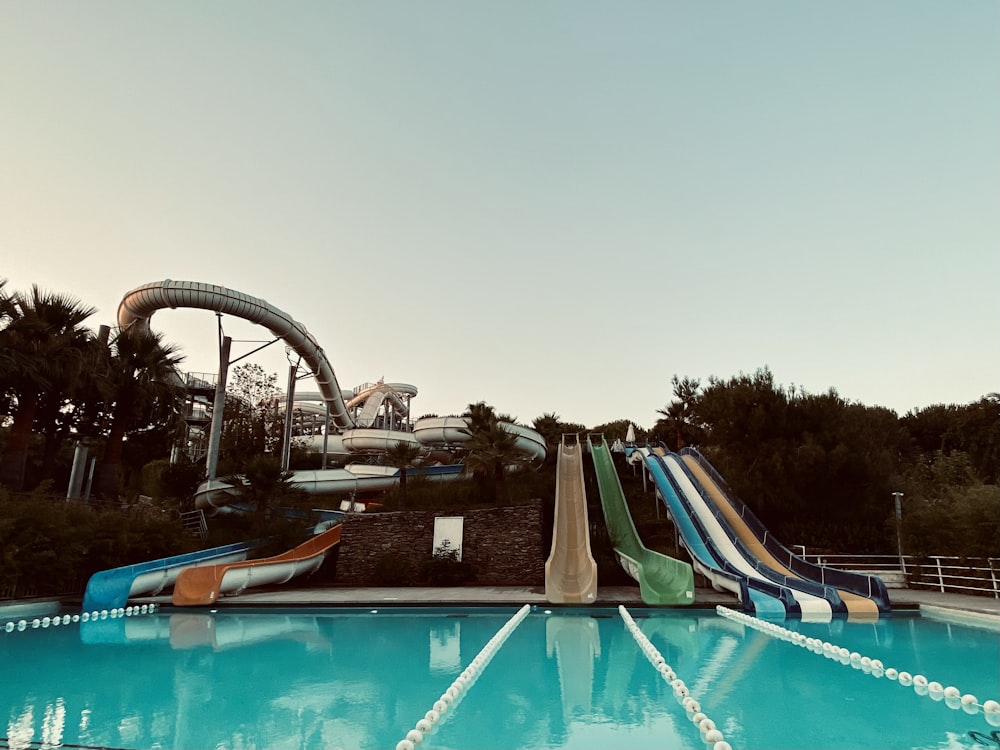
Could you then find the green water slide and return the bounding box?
[587,435,695,605]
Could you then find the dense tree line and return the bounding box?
[650,368,999,556]
[3,279,995,566]
[0,281,183,498]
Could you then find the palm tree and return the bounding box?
[384,440,423,509]
[97,325,185,499]
[230,454,304,534]
[655,375,702,450]
[0,285,98,489]
[460,403,524,506]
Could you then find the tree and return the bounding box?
[460,402,525,506]
[384,440,422,508]
[531,413,586,464]
[0,285,98,489]
[226,454,305,534]
[97,325,185,499]
[654,375,702,450]
[217,363,284,472]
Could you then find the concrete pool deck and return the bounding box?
[136,584,1000,621]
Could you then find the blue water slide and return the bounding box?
[656,450,845,619]
[639,450,794,617]
[679,447,891,613]
[82,542,254,612]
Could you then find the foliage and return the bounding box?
[0,496,195,598]
[422,539,476,585]
[218,363,283,472]
[383,440,423,509]
[460,402,530,506]
[96,325,186,499]
[223,454,307,534]
[591,419,647,445]
[0,285,99,489]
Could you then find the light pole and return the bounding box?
[893,491,905,574]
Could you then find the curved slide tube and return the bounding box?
[638,449,792,618]
[118,280,355,430]
[82,542,253,612]
[679,451,885,618]
[587,435,694,605]
[172,524,342,606]
[544,435,597,604]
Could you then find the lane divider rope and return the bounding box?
[396,603,532,750]
[2,604,158,634]
[716,605,1000,727]
[619,605,733,750]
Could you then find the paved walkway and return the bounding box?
[149,584,1000,620]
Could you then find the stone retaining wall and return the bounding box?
[335,503,545,586]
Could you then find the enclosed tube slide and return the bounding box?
[587,435,694,605]
[678,450,887,617]
[545,434,597,604]
[172,524,343,606]
[118,280,355,430]
[117,280,547,510]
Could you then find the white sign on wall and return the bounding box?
[432,516,464,561]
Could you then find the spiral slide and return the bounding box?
[587,435,694,605]
[678,449,889,617]
[544,435,597,604]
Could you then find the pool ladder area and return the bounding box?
[395,604,532,750]
[715,605,1000,728]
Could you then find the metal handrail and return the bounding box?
[800,553,1000,599]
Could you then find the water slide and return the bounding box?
[117,281,547,510]
[172,524,343,606]
[659,451,836,620]
[82,542,253,612]
[586,435,694,606]
[636,448,793,618]
[679,448,889,617]
[544,434,597,604]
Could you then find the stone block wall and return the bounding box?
[335,502,545,586]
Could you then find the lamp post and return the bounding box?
[893,491,905,575]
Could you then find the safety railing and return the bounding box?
[800,553,1000,599]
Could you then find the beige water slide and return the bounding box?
[545,435,598,604]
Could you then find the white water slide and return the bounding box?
[117,280,546,510]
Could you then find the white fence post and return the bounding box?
[935,557,945,593]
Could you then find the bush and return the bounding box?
[421,540,476,585]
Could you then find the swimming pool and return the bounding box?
[1,605,997,750]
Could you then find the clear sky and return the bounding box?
[2,2,997,429]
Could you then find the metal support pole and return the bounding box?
[205,336,232,481]
[83,457,97,502]
[66,439,89,500]
[281,363,297,472]
[893,491,905,575]
[321,402,330,470]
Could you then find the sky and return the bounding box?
[2,2,997,429]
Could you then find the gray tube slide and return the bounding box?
[117,280,355,430]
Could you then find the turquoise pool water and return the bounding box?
[1,606,997,750]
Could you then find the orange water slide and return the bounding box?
[172,524,342,606]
